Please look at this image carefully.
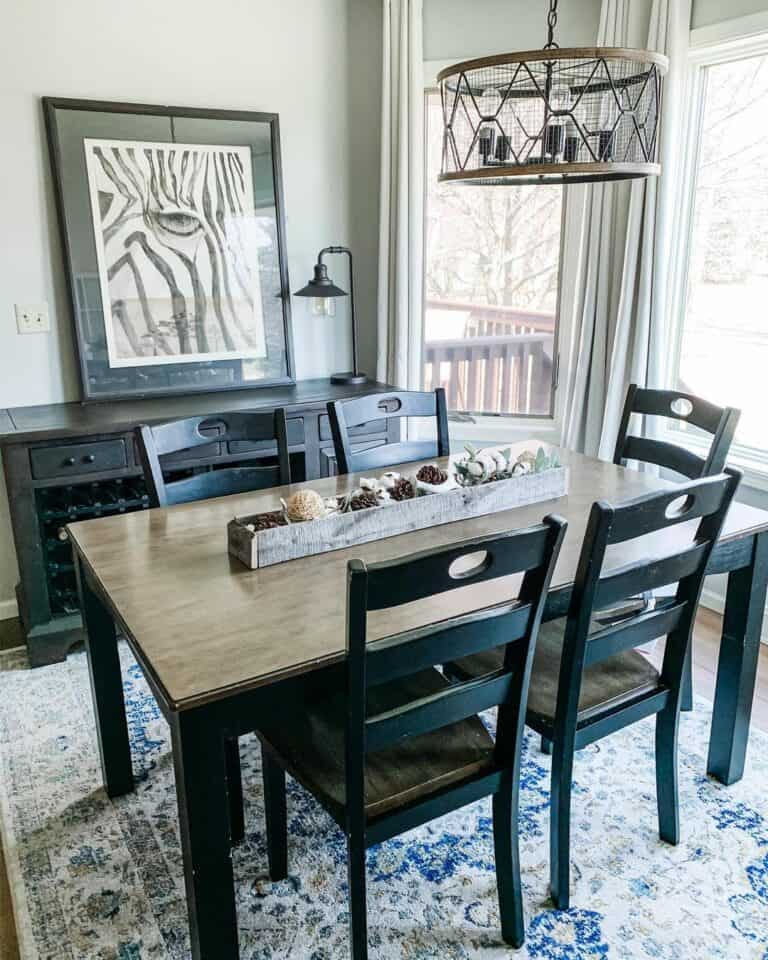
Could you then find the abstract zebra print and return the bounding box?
[84,138,267,367]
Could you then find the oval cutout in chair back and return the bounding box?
[378,397,402,414]
[670,397,694,418]
[196,418,224,439]
[665,493,696,520]
[449,550,492,580]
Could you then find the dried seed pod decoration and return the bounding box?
[379,471,401,491]
[285,489,327,523]
[248,511,287,532]
[390,476,415,501]
[359,476,391,501]
[349,490,381,511]
[416,463,448,485]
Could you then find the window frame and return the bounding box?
[421,61,577,446]
[666,27,768,491]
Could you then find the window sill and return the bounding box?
[448,414,561,449]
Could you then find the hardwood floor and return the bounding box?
[0,611,765,958]
[0,839,17,959]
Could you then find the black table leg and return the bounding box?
[708,531,768,785]
[171,707,239,960]
[76,556,134,798]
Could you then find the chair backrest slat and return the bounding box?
[365,671,513,753]
[366,602,532,687]
[136,409,291,508]
[340,440,440,474]
[622,436,706,480]
[154,466,284,507]
[606,473,732,542]
[366,524,551,611]
[595,542,709,608]
[327,388,449,475]
[613,384,739,480]
[584,600,687,667]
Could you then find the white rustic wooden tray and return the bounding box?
[228,466,568,569]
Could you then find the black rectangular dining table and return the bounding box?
[67,447,768,959]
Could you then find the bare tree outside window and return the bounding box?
[678,53,768,453]
[423,91,563,416]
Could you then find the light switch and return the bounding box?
[15,303,51,334]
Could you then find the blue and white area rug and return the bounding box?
[0,645,767,959]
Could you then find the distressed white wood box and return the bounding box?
[228,466,568,569]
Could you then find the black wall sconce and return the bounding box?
[294,246,367,385]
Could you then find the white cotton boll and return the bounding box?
[489,449,508,474]
[379,472,400,490]
[468,461,484,477]
[476,453,496,476]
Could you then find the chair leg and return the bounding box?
[224,737,245,846]
[347,832,368,960]
[493,778,525,948]
[549,736,576,911]
[655,705,680,845]
[261,743,288,881]
[681,645,694,712]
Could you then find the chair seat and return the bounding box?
[258,668,495,822]
[452,620,660,726]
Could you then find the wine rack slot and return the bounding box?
[36,476,152,617]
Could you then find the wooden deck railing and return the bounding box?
[424,300,555,415]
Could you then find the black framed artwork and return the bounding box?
[44,97,295,401]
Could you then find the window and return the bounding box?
[423,90,564,419]
[673,42,768,464]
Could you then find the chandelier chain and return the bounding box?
[544,0,559,49]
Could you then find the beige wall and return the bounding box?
[0,0,382,617]
[423,0,603,61]
[692,0,768,29]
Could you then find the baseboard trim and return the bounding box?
[0,599,18,623]
[700,586,768,644]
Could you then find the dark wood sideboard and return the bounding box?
[0,380,400,666]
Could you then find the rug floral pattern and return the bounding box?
[0,645,766,959]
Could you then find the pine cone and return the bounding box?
[416,464,448,485]
[350,491,380,511]
[390,477,415,501]
[251,511,287,531]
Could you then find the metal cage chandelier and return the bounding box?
[438,0,668,186]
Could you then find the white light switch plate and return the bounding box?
[15,303,50,334]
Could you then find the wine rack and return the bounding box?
[36,476,151,617]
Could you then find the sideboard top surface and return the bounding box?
[0,379,397,445]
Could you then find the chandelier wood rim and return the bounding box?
[437,47,670,83]
[438,161,662,186]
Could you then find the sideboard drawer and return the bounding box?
[30,439,128,480]
[318,415,384,442]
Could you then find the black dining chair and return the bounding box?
[135,409,292,846]
[612,384,740,707]
[327,388,449,475]
[135,409,291,508]
[256,518,567,957]
[450,469,740,910]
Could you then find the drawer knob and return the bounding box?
[83,454,96,464]
[63,457,75,466]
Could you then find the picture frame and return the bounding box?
[44,97,295,402]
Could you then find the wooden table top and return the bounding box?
[68,445,768,711]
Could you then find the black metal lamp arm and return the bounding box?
[318,246,359,377]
